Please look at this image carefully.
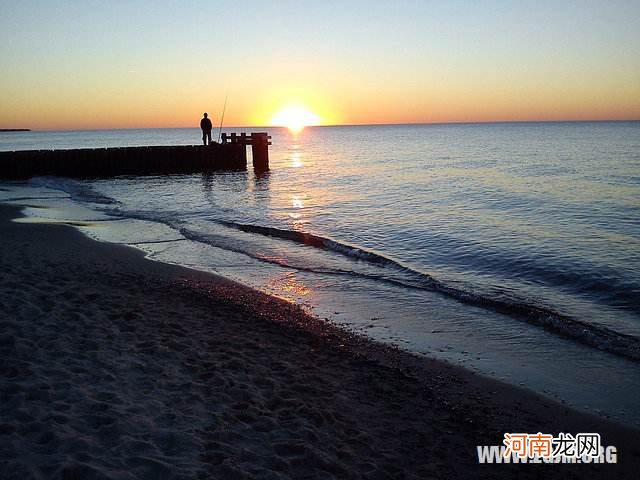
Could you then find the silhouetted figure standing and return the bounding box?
[200,113,213,145]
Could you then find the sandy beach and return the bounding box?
[0,202,638,479]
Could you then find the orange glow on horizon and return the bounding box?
[1,80,638,131]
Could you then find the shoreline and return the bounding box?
[1,202,638,478]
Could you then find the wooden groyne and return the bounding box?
[221,132,271,172]
[0,132,271,179]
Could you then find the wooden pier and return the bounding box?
[221,132,271,172]
[0,132,271,180]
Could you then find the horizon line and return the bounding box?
[5,118,640,132]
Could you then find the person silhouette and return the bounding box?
[200,113,213,145]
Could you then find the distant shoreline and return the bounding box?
[0,129,30,132]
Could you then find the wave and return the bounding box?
[29,176,117,205]
[218,220,399,265]
[65,195,640,363]
[214,219,640,362]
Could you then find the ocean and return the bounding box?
[1,122,639,425]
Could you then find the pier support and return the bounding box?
[221,132,271,173]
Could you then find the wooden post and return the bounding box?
[250,132,270,172]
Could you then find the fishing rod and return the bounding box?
[217,92,228,142]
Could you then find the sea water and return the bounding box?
[1,122,639,425]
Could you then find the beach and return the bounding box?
[3,0,639,475]
[1,202,638,479]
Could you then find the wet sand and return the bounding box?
[0,203,638,479]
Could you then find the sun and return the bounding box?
[270,105,320,134]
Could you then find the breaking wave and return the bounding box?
[209,220,640,362]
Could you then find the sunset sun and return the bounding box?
[270,105,320,134]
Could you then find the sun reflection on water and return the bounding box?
[267,272,312,297]
[291,152,303,168]
[292,196,304,209]
[287,195,304,219]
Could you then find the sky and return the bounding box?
[1,0,639,130]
